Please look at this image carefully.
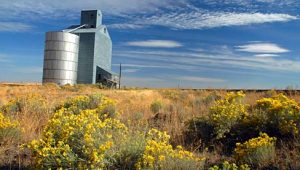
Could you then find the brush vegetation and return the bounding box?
[0,83,300,169]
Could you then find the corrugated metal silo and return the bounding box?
[42,32,79,85]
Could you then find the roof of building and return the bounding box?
[63,25,110,38]
[97,66,119,76]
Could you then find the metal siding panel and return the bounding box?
[43,32,79,85]
[77,33,95,84]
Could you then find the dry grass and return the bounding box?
[1,84,300,144]
[1,84,300,169]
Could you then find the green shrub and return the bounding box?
[106,131,146,169]
[55,94,117,119]
[160,155,205,170]
[202,91,222,105]
[136,129,206,170]
[255,93,300,137]
[1,93,47,115]
[150,100,163,114]
[209,91,248,139]
[234,133,276,167]
[26,108,127,169]
[209,161,250,170]
[26,94,205,169]
[0,112,20,142]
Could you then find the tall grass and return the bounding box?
[1,84,300,169]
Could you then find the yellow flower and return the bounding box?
[137,128,205,169]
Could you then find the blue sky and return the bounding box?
[0,0,300,88]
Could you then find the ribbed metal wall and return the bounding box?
[42,32,79,85]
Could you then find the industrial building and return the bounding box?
[42,10,118,87]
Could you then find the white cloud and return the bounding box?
[0,1,298,31]
[126,40,183,48]
[108,24,145,29]
[236,43,290,53]
[113,63,165,68]
[202,0,299,7]
[113,47,300,73]
[175,76,226,83]
[254,54,280,57]
[0,22,32,32]
[0,0,177,19]
[122,69,140,73]
[137,12,297,29]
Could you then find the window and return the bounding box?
[97,74,102,80]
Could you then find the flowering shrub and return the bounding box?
[26,93,205,169]
[1,93,47,115]
[55,94,117,119]
[256,93,300,136]
[209,91,248,139]
[0,112,18,129]
[0,112,19,141]
[150,100,163,114]
[106,131,146,169]
[209,161,250,170]
[234,133,276,166]
[27,106,127,169]
[136,129,206,170]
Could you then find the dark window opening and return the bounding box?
[97,74,102,81]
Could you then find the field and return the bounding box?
[1,83,300,169]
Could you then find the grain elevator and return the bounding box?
[42,10,118,87]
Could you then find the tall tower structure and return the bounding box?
[42,10,118,87]
[70,10,113,84]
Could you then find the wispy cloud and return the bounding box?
[254,54,280,57]
[113,63,165,69]
[199,0,300,9]
[113,47,300,73]
[2,0,297,31]
[236,42,290,53]
[122,69,140,73]
[175,76,226,83]
[108,24,145,29]
[0,0,178,19]
[125,40,183,48]
[0,54,11,63]
[134,12,297,30]
[0,0,296,36]
[0,22,32,32]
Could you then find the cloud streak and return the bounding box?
[254,54,280,57]
[236,42,290,53]
[131,12,298,30]
[0,22,33,32]
[175,76,226,83]
[1,0,297,31]
[0,0,178,19]
[113,47,300,73]
[125,40,183,48]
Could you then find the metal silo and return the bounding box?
[42,32,79,85]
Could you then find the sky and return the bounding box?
[0,0,300,89]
